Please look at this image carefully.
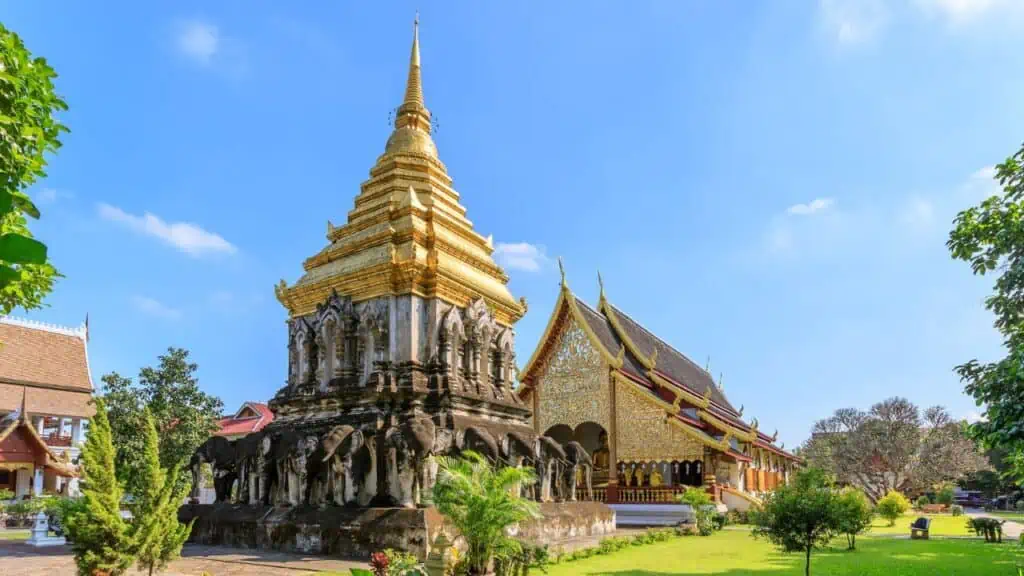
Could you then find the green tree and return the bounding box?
[64,397,135,576]
[948,142,1024,483]
[430,451,540,575]
[834,489,873,550]
[875,491,910,527]
[935,484,955,507]
[99,348,223,495]
[0,23,66,310]
[750,468,840,576]
[677,487,715,536]
[130,408,192,576]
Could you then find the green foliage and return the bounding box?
[947,142,1024,484]
[875,491,911,527]
[951,504,964,517]
[1016,499,1024,512]
[726,508,750,525]
[750,468,841,576]
[64,397,135,576]
[99,348,223,497]
[130,408,193,575]
[0,488,13,501]
[368,549,425,576]
[915,495,931,509]
[494,540,549,576]
[677,487,716,536]
[0,23,67,311]
[430,451,540,575]
[935,485,955,507]
[834,489,874,550]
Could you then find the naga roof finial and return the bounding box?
[558,257,567,289]
[597,270,605,303]
[738,404,744,416]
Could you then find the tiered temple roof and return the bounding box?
[519,265,798,462]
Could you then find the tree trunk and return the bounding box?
[805,543,811,576]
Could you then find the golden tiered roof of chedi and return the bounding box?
[275,17,525,327]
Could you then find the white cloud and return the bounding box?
[915,0,1017,25]
[971,165,996,181]
[965,410,987,423]
[493,242,550,272]
[786,197,836,216]
[35,188,73,205]
[176,20,220,65]
[97,203,237,257]
[901,196,936,229]
[820,0,889,45]
[132,296,182,320]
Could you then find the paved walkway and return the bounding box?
[0,541,365,576]
[967,510,1023,539]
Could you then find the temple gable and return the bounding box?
[535,316,609,434]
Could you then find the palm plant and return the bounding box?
[430,451,541,575]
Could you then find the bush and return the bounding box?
[835,489,874,550]
[677,487,716,536]
[1016,499,1024,512]
[935,485,955,507]
[915,495,931,510]
[711,513,727,531]
[726,509,749,525]
[967,517,1005,543]
[950,504,964,517]
[369,549,424,576]
[876,491,911,526]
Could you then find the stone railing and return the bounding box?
[612,486,691,504]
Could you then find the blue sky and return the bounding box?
[3,1,1022,447]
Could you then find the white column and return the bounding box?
[34,416,44,434]
[32,467,43,496]
[71,418,83,445]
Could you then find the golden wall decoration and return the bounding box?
[535,317,609,434]
[615,380,704,462]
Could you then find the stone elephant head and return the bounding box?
[190,435,236,502]
[386,416,437,508]
[307,425,367,506]
[460,426,500,463]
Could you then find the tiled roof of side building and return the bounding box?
[0,317,93,391]
[215,402,274,436]
[602,302,737,413]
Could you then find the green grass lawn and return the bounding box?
[544,530,1018,576]
[0,530,29,540]
[866,514,973,537]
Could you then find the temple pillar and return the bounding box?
[32,467,43,496]
[34,416,44,434]
[607,368,619,503]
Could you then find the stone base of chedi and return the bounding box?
[179,502,615,560]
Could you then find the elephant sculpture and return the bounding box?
[561,441,594,502]
[534,435,567,502]
[234,431,265,505]
[306,425,368,506]
[460,426,500,463]
[387,416,436,508]
[190,435,237,503]
[269,430,315,506]
[501,431,537,499]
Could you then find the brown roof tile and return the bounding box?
[603,303,737,413]
[0,382,95,418]
[0,318,93,391]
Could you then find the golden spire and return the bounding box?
[403,13,423,107]
[384,13,436,157]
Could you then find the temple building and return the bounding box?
[0,317,92,497]
[517,267,799,512]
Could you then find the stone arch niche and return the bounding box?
[543,424,574,447]
[315,301,343,391]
